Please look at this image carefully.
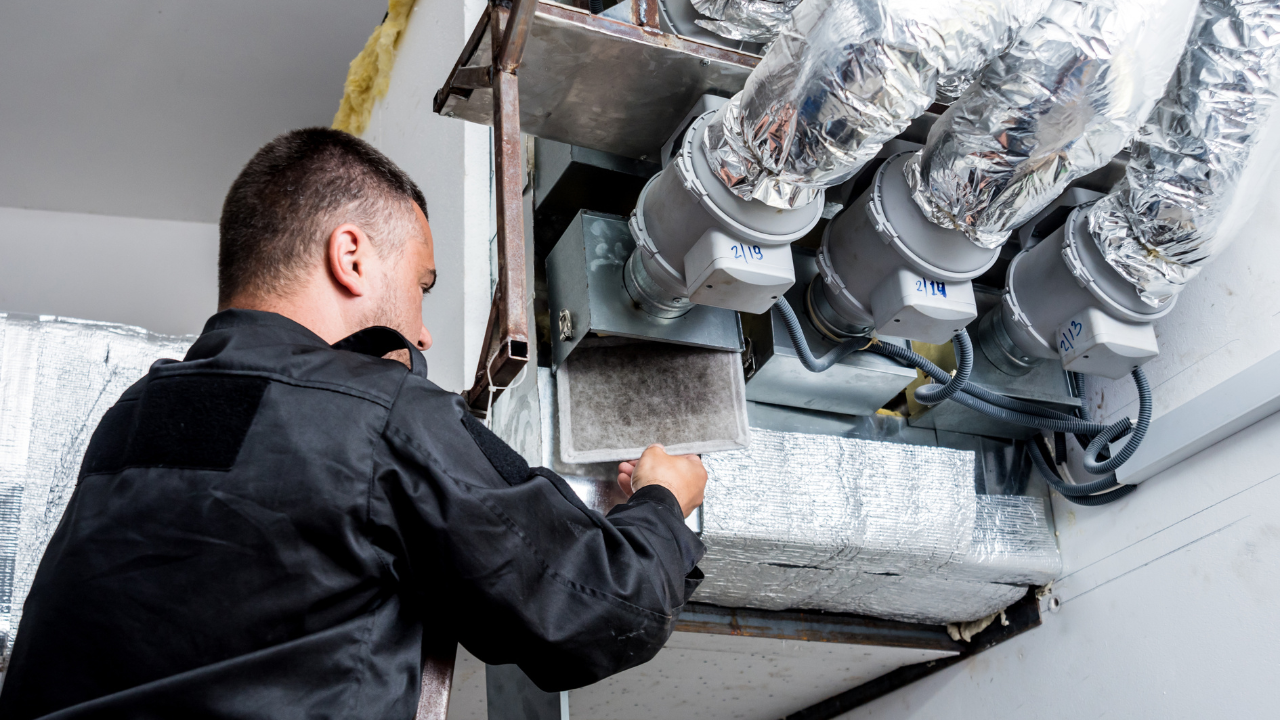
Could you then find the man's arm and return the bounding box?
[372,381,706,691]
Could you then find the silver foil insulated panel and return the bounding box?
[946,494,1061,585]
[692,0,803,43]
[702,0,1050,208]
[0,314,193,669]
[909,0,1201,248]
[694,429,1060,623]
[1089,0,1280,305]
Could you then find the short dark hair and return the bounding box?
[218,127,427,306]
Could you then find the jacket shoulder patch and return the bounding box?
[123,375,269,471]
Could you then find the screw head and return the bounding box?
[700,59,710,66]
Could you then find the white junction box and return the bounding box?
[1057,306,1159,379]
[871,267,978,345]
[685,228,795,315]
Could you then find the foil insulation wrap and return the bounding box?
[908,0,1201,248]
[1089,0,1280,305]
[692,0,804,43]
[0,314,192,669]
[702,0,1051,209]
[694,429,1060,623]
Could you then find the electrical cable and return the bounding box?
[773,296,1151,488]
[1028,436,1136,505]
[1081,367,1151,475]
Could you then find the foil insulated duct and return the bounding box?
[692,0,804,43]
[908,0,1202,248]
[694,429,1060,623]
[703,0,1051,209]
[1089,0,1280,305]
[0,314,192,669]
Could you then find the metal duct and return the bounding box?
[695,429,1060,623]
[0,314,193,669]
[1089,0,1280,306]
[908,0,1202,249]
[702,0,1051,209]
[692,0,804,44]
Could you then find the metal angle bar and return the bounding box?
[778,589,1042,720]
[675,603,964,653]
[433,9,493,112]
[452,65,493,90]
[498,0,538,73]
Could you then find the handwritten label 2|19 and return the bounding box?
[731,243,765,263]
[914,279,947,297]
[1059,319,1084,353]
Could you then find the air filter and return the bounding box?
[556,341,750,464]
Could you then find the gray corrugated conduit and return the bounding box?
[775,296,1150,504]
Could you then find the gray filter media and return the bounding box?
[694,428,1060,623]
[557,342,749,464]
[0,314,193,668]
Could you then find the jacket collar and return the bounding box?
[198,309,330,347]
[191,309,427,378]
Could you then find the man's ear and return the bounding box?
[327,223,372,297]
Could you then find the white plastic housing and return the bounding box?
[1056,307,1160,378]
[685,229,795,314]
[870,268,978,345]
[997,204,1173,380]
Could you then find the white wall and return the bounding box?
[359,0,493,394]
[0,206,217,336]
[846,169,1280,718]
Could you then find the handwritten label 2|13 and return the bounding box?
[1059,319,1084,353]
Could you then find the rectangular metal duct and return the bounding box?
[0,314,193,669]
[695,428,1060,623]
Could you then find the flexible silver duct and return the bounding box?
[0,314,193,669]
[692,0,804,43]
[908,0,1202,249]
[1088,0,1280,306]
[695,429,1061,623]
[702,0,1052,209]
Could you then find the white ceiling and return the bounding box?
[0,0,388,223]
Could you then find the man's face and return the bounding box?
[368,202,436,353]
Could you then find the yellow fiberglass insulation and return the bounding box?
[332,0,417,136]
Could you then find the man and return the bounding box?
[0,128,707,719]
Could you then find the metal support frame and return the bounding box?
[780,589,1043,719]
[444,0,537,417]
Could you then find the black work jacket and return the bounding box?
[0,309,704,720]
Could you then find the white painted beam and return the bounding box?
[1118,349,1280,484]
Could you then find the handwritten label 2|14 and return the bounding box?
[731,243,765,263]
[1059,319,1084,353]
[914,279,947,297]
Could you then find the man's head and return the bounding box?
[219,127,435,351]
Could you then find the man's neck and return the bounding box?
[223,286,353,345]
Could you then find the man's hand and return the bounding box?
[617,444,706,518]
